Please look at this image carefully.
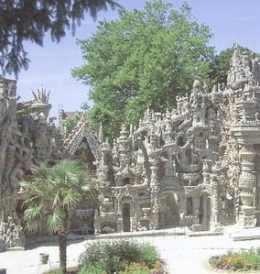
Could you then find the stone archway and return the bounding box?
[159,193,179,228]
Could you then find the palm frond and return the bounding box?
[23,205,43,220]
[24,220,43,233]
[22,159,97,235]
[23,204,46,233]
[62,190,80,209]
[53,191,62,209]
[22,194,41,207]
[46,209,64,233]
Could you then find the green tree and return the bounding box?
[72,0,215,140]
[61,113,80,136]
[208,44,260,86]
[22,159,97,274]
[0,0,120,76]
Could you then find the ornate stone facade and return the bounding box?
[95,45,260,233]
[0,81,99,250]
[1,45,260,250]
[0,83,63,250]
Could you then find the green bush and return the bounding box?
[78,239,165,274]
[139,243,160,269]
[78,241,106,265]
[78,261,107,274]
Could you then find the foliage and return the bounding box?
[208,44,260,86]
[78,239,165,274]
[22,159,97,274]
[209,247,260,271]
[139,244,161,269]
[78,263,107,274]
[0,0,120,76]
[78,240,142,266]
[61,114,80,136]
[22,159,96,234]
[80,102,91,111]
[72,0,215,140]
[45,268,64,274]
[120,262,150,274]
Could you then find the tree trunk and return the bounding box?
[58,229,67,274]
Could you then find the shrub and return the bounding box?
[78,239,165,274]
[78,241,106,265]
[78,240,142,266]
[78,261,107,274]
[139,243,160,269]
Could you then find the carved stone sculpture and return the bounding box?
[1,45,260,251]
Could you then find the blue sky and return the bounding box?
[16,0,260,118]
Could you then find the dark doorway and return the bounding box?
[122,203,131,232]
[187,197,193,215]
[159,193,179,228]
[199,196,204,224]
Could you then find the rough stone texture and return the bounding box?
[1,45,260,250]
[95,45,260,233]
[0,82,100,250]
[0,84,63,249]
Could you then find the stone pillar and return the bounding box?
[202,159,211,184]
[178,196,186,226]
[238,144,256,227]
[202,196,209,227]
[117,218,123,232]
[150,164,159,229]
[209,175,221,230]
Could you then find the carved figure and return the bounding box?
[10,166,23,192]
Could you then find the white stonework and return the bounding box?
[1,45,260,250]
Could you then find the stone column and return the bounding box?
[209,176,221,229]
[209,163,228,230]
[201,196,209,227]
[178,195,186,226]
[150,164,159,229]
[238,144,256,227]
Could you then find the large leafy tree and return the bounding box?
[0,0,119,76]
[72,0,215,140]
[22,159,97,274]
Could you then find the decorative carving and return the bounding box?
[1,45,260,250]
[96,45,260,232]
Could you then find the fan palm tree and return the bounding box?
[22,159,97,274]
